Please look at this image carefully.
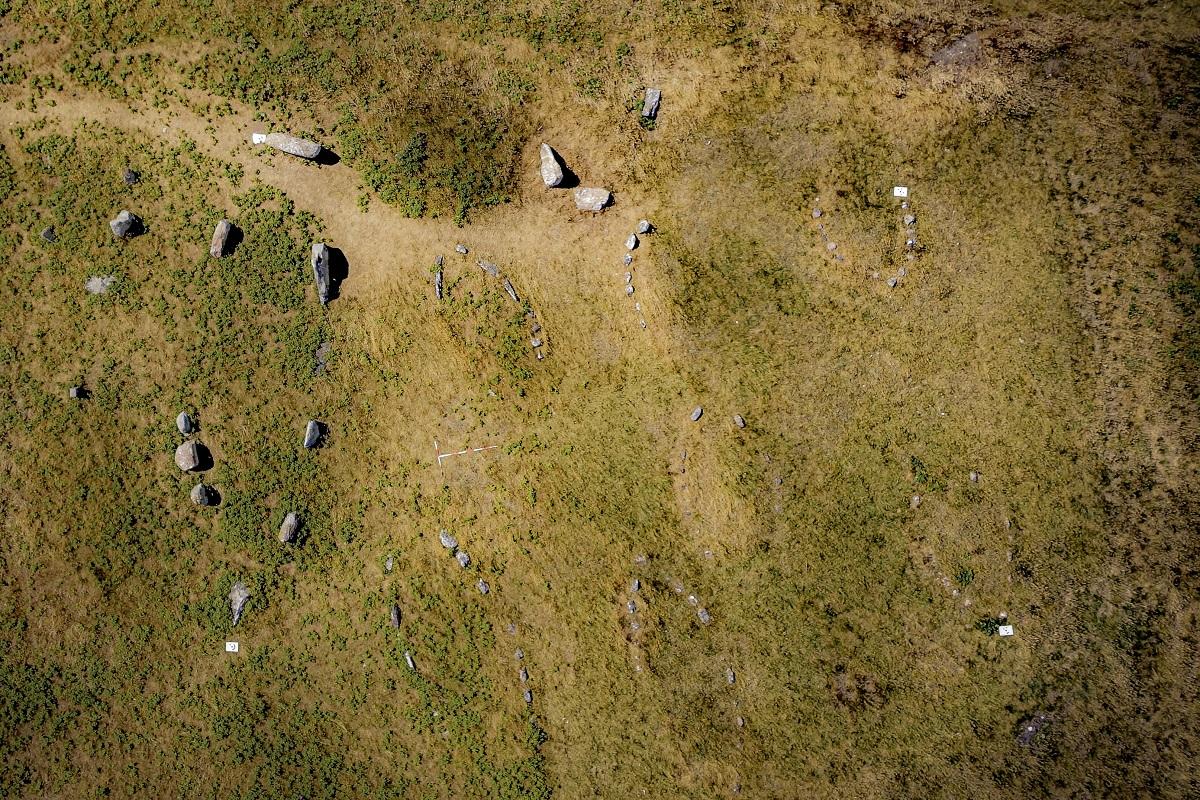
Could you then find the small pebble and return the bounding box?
[910,494,921,509]
[477,579,490,595]
[434,254,444,266]
[690,406,703,422]
[733,414,746,429]
[455,244,468,254]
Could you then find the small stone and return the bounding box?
[278,512,300,543]
[456,551,471,568]
[86,275,116,294]
[625,285,634,296]
[625,234,638,251]
[574,187,612,213]
[122,167,139,185]
[531,323,541,334]
[812,208,822,219]
[390,604,401,628]
[531,337,543,348]
[404,650,416,671]
[523,689,533,704]
[109,210,142,238]
[455,244,468,255]
[40,226,57,243]
[697,607,712,624]
[539,142,564,188]
[303,420,322,449]
[623,254,633,266]
[624,272,632,284]
[903,214,916,226]
[634,554,648,565]
[910,494,921,509]
[726,667,736,685]
[439,530,458,550]
[536,350,545,361]
[690,406,703,422]
[642,87,661,119]
[477,579,490,595]
[887,277,899,288]
[434,254,444,267]
[736,716,745,728]
[519,667,528,683]
[687,594,699,607]
[901,200,909,210]
[176,411,193,435]
[503,278,519,303]
[636,219,652,234]
[970,471,979,482]
[229,581,250,626]
[733,414,746,429]
[68,385,85,399]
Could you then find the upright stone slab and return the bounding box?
[574,187,612,212]
[642,87,661,119]
[210,219,233,258]
[303,420,322,449]
[311,243,331,305]
[390,604,401,629]
[175,441,201,472]
[539,143,564,188]
[229,581,250,626]
[109,210,142,239]
[279,512,299,543]
[261,132,322,159]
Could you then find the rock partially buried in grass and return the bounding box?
[642,87,661,119]
[539,143,564,188]
[733,414,746,429]
[311,243,331,305]
[191,483,215,506]
[575,187,612,213]
[69,385,86,399]
[255,131,322,160]
[439,530,458,550]
[109,210,142,239]
[697,607,712,624]
[690,406,703,422]
[278,512,299,543]
[175,441,202,472]
[455,243,468,255]
[210,219,233,258]
[122,167,139,185]
[85,275,115,295]
[390,604,401,629]
[229,581,250,626]
[910,494,921,509]
[303,420,322,449]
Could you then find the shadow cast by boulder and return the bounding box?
[327,248,349,301]
[557,161,581,189]
[194,443,215,472]
[315,148,341,166]
[223,224,244,257]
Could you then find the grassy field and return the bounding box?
[0,0,1197,798]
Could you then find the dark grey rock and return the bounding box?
[122,167,140,185]
[40,226,56,243]
[314,341,332,376]
[279,512,299,543]
[230,581,250,626]
[109,210,142,239]
[311,243,331,305]
[191,483,215,506]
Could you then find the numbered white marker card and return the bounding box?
[998,625,1014,637]
[225,641,239,653]
[893,186,909,198]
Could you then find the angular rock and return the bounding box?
[631,578,640,592]
[478,260,498,277]
[390,604,401,629]
[642,87,661,119]
[970,471,979,482]
[574,187,612,213]
[175,441,202,472]
[456,551,471,568]
[625,234,638,251]
[229,581,250,626]
[477,579,490,595]
[812,209,822,219]
[515,648,524,660]
[261,131,322,159]
[636,219,652,234]
[303,420,322,449]
[311,243,331,305]
[439,530,458,550]
[122,167,140,185]
[191,483,215,506]
[725,666,736,685]
[539,143,564,188]
[523,688,533,704]
[109,210,142,239]
[455,244,468,255]
[279,512,299,543]
[210,219,233,258]
[690,406,703,422]
[86,275,115,295]
[385,555,394,573]
[826,241,837,251]
[624,272,632,284]
[623,254,633,266]
[531,337,542,348]
[697,607,712,624]
[404,650,416,670]
[69,385,86,399]
[177,411,194,435]
[625,285,634,296]
[435,268,444,300]
[40,226,57,243]
[519,666,528,683]
[503,278,519,303]
[733,414,746,429]
[626,600,636,614]
[903,214,916,226]
[314,341,332,376]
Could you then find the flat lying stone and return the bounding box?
[625,285,634,296]
[311,243,331,305]
[439,530,458,550]
[623,254,633,266]
[503,278,519,303]
[40,226,56,243]
[262,132,322,159]
[574,187,612,213]
[230,581,250,626]
[210,219,233,258]
[404,650,416,670]
[435,269,444,300]
[519,667,528,683]
[697,607,712,624]
[122,167,139,185]
[279,512,299,543]
[903,214,916,226]
[910,494,922,509]
[539,143,564,188]
[726,666,736,685]
[455,244,468,255]
[642,87,661,119]
[477,579,490,595]
[385,555,394,573]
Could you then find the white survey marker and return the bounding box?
[251,133,267,145]
[893,186,909,198]
[998,625,1014,637]
[225,641,240,653]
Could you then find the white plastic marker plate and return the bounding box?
[225,641,240,653]
[251,133,267,145]
[998,625,1014,637]
[893,186,909,198]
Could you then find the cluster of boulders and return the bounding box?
[174,414,216,507]
[537,142,613,214]
[437,529,491,595]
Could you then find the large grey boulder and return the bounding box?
[311,243,331,305]
[260,132,322,159]
[229,581,250,626]
[177,411,194,435]
[210,219,233,258]
[175,441,201,472]
[109,210,142,239]
[642,87,661,119]
[279,512,299,543]
[539,143,564,188]
[574,188,612,212]
[303,420,322,449]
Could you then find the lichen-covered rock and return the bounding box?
[262,132,322,159]
[177,411,194,435]
[574,187,612,213]
[175,441,201,472]
[439,530,458,550]
[539,143,564,188]
[279,512,299,543]
[109,210,142,239]
[311,243,331,305]
[229,581,250,626]
[303,420,322,449]
[210,219,233,258]
[642,87,661,119]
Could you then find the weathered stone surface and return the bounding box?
[41,226,57,243]
[625,285,634,296]
[279,512,299,543]
[175,441,201,472]
[390,604,401,628]
[456,551,471,568]
[690,406,703,422]
[1017,713,1049,746]
[314,341,332,376]
[503,279,519,303]
[726,666,736,685]
[623,254,633,266]
[733,414,746,429]
[478,260,499,277]
[624,272,632,284]
[177,411,194,435]
[930,32,983,68]
[455,244,468,255]
[210,219,233,258]
[191,483,214,506]
[812,208,822,219]
[697,607,712,624]
[531,337,543,348]
[574,187,612,212]
[515,648,524,660]
[642,87,661,118]
[86,275,115,294]
[625,234,638,251]
[435,269,444,300]
[122,167,140,186]
[230,581,250,626]
[385,555,394,573]
[263,132,322,159]
[69,386,85,399]
[109,210,142,239]
[910,494,922,509]
[970,470,979,482]
[311,243,331,305]
[439,530,458,550]
[477,579,490,595]
[636,219,652,234]
[523,688,532,704]
[626,600,636,613]
[539,143,564,188]
[404,650,416,670]
[303,420,322,449]
[903,214,916,226]
[826,241,837,251]
[519,667,528,683]
[631,578,640,592]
